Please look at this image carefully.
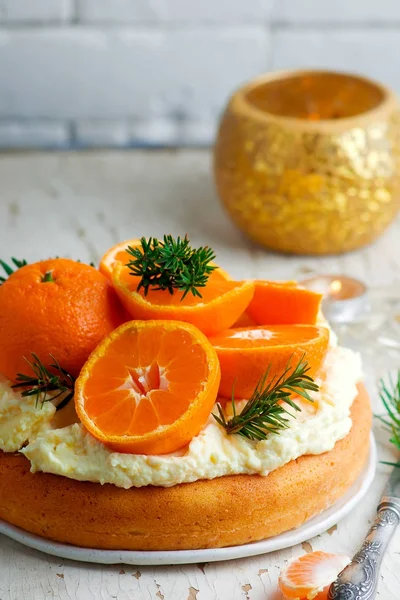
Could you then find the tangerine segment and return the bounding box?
[279,551,350,599]
[233,311,256,328]
[75,320,221,455]
[247,281,323,325]
[209,325,329,400]
[100,239,231,282]
[112,264,254,336]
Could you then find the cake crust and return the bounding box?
[0,384,371,551]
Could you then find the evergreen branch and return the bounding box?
[0,258,27,282]
[12,353,75,411]
[213,355,319,441]
[125,235,216,300]
[376,371,400,463]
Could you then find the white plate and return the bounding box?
[0,434,376,565]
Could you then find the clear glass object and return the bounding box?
[330,285,400,405]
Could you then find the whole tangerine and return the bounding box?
[0,258,125,382]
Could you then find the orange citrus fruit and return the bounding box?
[99,238,140,280]
[279,551,350,599]
[99,238,231,281]
[209,325,329,399]
[0,259,125,381]
[233,310,256,328]
[210,265,232,281]
[247,281,323,325]
[75,320,221,455]
[112,264,254,336]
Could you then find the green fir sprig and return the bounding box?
[376,371,400,464]
[0,257,28,282]
[126,235,216,300]
[12,353,75,411]
[213,356,319,441]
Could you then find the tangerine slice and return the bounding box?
[99,238,141,280]
[247,281,323,325]
[75,320,221,455]
[100,239,231,282]
[279,551,350,599]
[112,264,254,336]
[211,265,232,281]
[233,310,256,328]
[209,325,329,399]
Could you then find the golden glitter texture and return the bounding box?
[214,70,400,254]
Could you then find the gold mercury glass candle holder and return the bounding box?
[214,70,400,254]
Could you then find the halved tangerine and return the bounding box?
[209,325,329,399]
[279,551,350,599]
[99,238,140,280]
[100,238,231,282]
[75,320,221,455]
[112,264,254,336]
[247,281,323,325]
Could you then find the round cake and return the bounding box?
[0,385,371,550]
[0,247,373,554]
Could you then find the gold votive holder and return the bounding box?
[214,70,400,254]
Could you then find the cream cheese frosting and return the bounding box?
[0,344,363,488]
[0,379,55,452]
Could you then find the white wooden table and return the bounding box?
[0,150,399,600]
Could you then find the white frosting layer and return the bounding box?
[0,380,55,452]
[0,345,362,489]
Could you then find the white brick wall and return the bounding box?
[0,27,267,118]
[1,0,73,23]
[74,120,131,147]
[274,0,400,23]
[78,0,273,24]
[0,0,399,148]
[0,120,68,148]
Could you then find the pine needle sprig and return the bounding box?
[12,353,75,411]
[376,371,400,463]
[126,235,216,300]
[0,257,28,283]
[213,356,319,441]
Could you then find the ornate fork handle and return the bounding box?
[328,501,400,600]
